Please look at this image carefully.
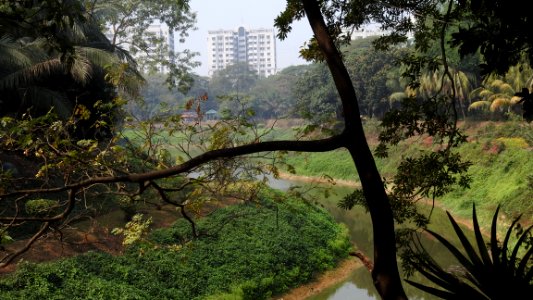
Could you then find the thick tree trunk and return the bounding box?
[301,1,408,299]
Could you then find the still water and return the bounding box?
[264,174,464,300]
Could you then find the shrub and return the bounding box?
[0,188,351,300]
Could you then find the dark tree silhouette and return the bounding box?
[515,88,533,122]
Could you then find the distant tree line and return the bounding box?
[138,35,532,124]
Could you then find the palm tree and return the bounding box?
[468,64,533,118]
[418,67,477,119]
[0,1,142,138]
[0,36,122,117]
[468,79,520,115]
[503,64,533,93]
[387,67,477,119]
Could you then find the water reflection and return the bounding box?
[264,174,462,300]
[307,267,379,300]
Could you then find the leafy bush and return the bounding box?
[25,199,58,216]
[0,188,351,300]
[495,137,529,149]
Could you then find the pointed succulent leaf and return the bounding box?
[405,280,457,299]
[501,215,522,268]
[472,204,492,266]
[490,205,502,267]
[516,244,533,277]
[510,224,533,272]
[445,211,484,269]
[426,228,475,272]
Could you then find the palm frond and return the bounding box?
[526,76,533,91]
[75,46,118,69]
[469,87,485,99]
[489,79,506,89]
[69,18,88,43]
[20,86,73,119]
[88,2,124,24]
[497,83,514,95]
[0,58,64,90]
[489,97,511,111]
[0,36,33,69]
[510,96,523,104]
[69,51,92,85]
[389,91,407,102]
[478,89,493,99]
[468,101,491,111]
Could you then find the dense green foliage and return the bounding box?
[284,150,356,180]
[0,189,351,300]
[87,0,198,91]
[128,32,531,124]
[277,120,532,227]
[440,121,533,221]
[0,0,131,139]
[0,0,199,137]
[450,0,533,75]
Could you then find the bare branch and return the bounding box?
[151,181,198,238]
[0,221,50,267]
[0,189,77,222]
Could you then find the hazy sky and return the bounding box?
[180,1,314,77]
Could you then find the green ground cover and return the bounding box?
[0,189,351,300]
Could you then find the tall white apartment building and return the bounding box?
[207,26,277,77]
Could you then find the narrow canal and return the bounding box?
[265,174,465,300]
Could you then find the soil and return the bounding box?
[0,194,366,300]
[0,204,184,276]
[278,172,361,188]
[0,220,124,275]
[273,258,363,300]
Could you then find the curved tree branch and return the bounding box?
[0,221,50,268]
[0,135,344,200]
[1,133,345,268]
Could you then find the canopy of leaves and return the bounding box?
[0,0,141,139]
[451,0,533,75]
[87,0,199,92]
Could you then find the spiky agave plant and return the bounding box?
[406,204,533,299]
